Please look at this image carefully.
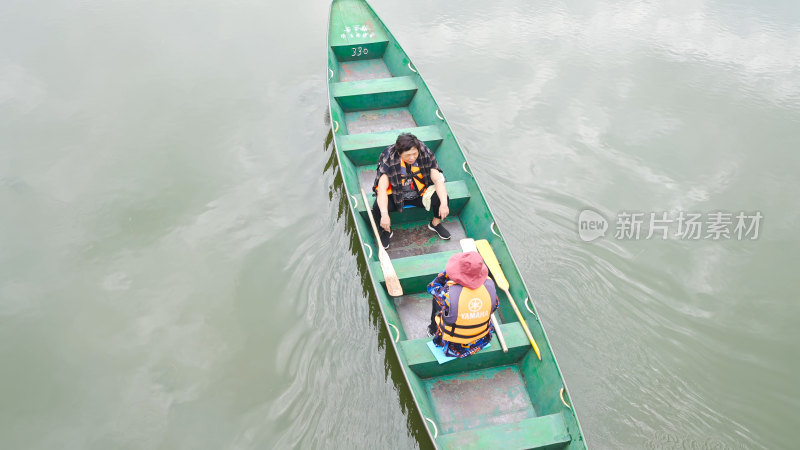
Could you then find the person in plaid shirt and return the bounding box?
[370,133,450,249]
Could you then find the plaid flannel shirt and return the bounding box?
[372,142,442,210]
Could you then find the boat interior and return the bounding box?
[328,1,579,447]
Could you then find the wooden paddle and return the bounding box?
[474,239,542,360]
[459,238,508,353]
[360,188,403,297]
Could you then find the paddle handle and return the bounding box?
[503,287,541,360]
[360,189,386,255]
[490,313,508,353]
[473,239,541,360]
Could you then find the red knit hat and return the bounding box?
[446,251,488,289]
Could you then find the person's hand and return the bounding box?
[438,204,449,220]
[380,214,391,232]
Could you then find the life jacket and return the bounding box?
[386,161,428,195]
[439,282,494,345]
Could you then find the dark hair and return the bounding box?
[395,133,422,154]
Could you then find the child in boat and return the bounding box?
[370,133,450,250]
[427,252,499,358]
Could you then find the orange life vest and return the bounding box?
[386,161,428,195]
[440,283,493,345]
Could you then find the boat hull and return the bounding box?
[327,1,587,448]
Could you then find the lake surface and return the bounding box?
[1,0,798,448]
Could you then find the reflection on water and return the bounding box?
[323,125,433,449]
[2,0,798,446]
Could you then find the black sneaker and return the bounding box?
[428,221,451,240]
[427,326,436,337]
[379,230,393,249]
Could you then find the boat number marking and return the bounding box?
[351,46,368,57]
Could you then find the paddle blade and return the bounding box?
[459,238,477,252]
[379,249,403,297]
[474,240,510,290]
[362,187,403,297]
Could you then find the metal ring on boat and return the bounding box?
[560,387,572,409]
[328,68,334,80]
[332,120,339,133]
[462,161,473,177]
[524,297,535,315]
[350,195,358,210]
[490,221,501,237]
[388,323,399,343]
[362,242,372,259]
[408,62,417,73]
[424,417,439,439]
[435,109,444,120]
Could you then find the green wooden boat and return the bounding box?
[327,1,587,448]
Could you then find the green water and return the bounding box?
[1,0,798,448]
